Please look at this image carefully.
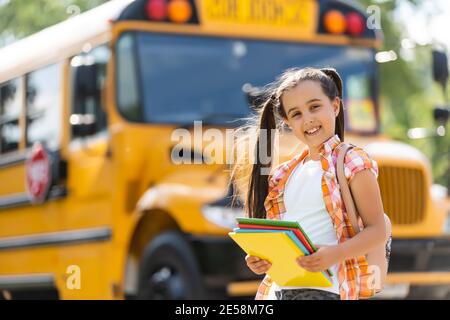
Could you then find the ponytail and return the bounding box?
[246,96,277,218]
[320,68,345,141]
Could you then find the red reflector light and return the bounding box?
[346,12,365,36]
[146,0,167,21]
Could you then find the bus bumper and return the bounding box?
[191,235,450,299]
[189,235,450,299]
[380,237,450,299]
[187,234,262,299]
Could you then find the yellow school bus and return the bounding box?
[0,0,449,299]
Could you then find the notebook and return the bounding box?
[229,230,333,287]
[237,217,316,250]
[236,218,334,277]
[235,228,310,256]
[238,224,315,254]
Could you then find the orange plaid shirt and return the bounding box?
[256,134,379,300]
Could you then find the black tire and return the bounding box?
[137,231,206,300]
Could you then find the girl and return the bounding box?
[232,67,391,300]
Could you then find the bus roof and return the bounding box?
[0,0,133,82]
[0,0,381,83]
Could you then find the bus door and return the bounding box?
[51,44,115,298]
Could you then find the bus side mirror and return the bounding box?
[432,50,449,90]
[432,50,450,129]
[72,63,99,137]
[70,64,101,137]
[433,106,449,125]
[74,63,99,98]
[70,114,97,136]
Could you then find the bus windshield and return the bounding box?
[116,31,378,132]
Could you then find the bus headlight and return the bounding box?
[432,184,447,200]
[432,184,450,234]
[444,212,450,235]
[201,205,244,230]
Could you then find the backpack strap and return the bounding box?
[336,142,361,234]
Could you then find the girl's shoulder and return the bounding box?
[342,145,379,183]
[268,151,305,188]
[268,159,292,187]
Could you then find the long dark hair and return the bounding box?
[232,67,345,219]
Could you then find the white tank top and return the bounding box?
[268,158,340,298]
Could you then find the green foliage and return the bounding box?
[0,0,108,46]
[358,0,450,186]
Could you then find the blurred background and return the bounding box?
[2,0,450,182]
[1,0,450,300]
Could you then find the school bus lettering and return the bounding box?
[248,0,284,24]
[203,0,238,20]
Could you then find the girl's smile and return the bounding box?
[305,125,322,136]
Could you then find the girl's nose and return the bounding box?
[303,115,315,126]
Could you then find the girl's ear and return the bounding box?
[282,117,291,130]
[333,97,340,117]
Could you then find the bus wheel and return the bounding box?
[137,231,205,300]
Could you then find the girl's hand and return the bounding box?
[296,245,342,273]
[245,255,272,275]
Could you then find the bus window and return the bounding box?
[345,73,377,132]
[26,64,62,150]
[116,34,141,122]
[0,78,22,154]
[70,45,109,139]
[116,32,377,131]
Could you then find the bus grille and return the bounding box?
[377,166,426,225]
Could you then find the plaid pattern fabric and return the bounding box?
[255,134,379,300]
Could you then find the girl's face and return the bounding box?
[281,80,340,150]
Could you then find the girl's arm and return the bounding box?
[297,169,386,272]
[334,168,387,259]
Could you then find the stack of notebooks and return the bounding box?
[229,217,333,287]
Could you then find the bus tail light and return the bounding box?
[346,12,365,36]
[168,0,192,23]
[323,10,346,34]
[146,0,167,21]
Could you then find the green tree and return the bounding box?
[0,0,109,47]
[358,0,450,186]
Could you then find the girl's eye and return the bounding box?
[311,105,321,110]
[292,112,301,118]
